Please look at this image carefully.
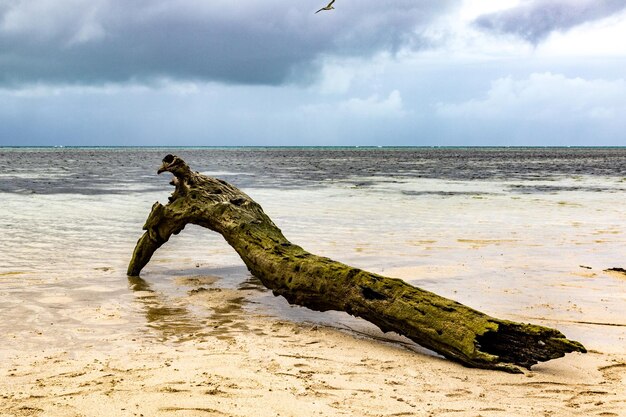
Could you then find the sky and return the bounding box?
[0,0,625,146]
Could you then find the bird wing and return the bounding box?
[315,0,335,14]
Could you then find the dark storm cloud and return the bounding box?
[474,0,626,44]
[0,0,458,87]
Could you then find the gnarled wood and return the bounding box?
[128,154,586,373]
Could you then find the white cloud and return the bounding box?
[473,0,626,44]
[537,8,626,57]
[0,79,201,98]
[416,0,626,62]
[409,0,533,63]
[303,89,406,120]
[340,90,405,117]
[436,72,626,121]
[314,54,390,94]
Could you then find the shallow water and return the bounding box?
[0,148,625,355]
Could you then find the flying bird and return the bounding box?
[315,0,335,14]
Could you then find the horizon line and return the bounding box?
[2,145,625,149]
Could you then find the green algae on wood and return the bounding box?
[128,155,586,373]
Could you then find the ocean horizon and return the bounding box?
[2,145,626,150]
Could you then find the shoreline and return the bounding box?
[1,310,624,417]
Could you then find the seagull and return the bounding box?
[315,0,335,14]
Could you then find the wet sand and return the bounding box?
[1,311,624,417]
[1,267,625,417]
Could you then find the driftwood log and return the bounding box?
[128,155,586,373]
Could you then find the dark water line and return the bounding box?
[1,147,625,195]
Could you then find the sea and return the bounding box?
[1,147,625,355]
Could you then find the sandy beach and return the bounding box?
[1,265,625,417]
[1,298,624,417]
[1,148,625,416]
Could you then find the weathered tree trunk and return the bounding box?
[128,155,585,373]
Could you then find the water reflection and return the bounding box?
[182,275,259,340]
[127,275,206,342]
[236,275,267,292]
[128,270,270,342]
